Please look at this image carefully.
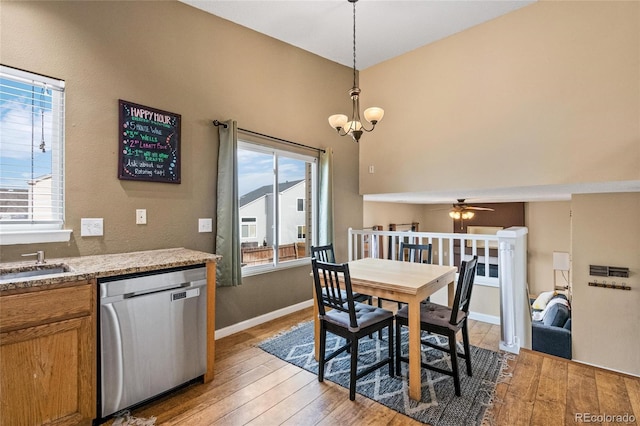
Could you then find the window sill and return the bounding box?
[241,257,310,277]
[0,229,73,246]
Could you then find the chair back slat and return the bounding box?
[399,242,433,264]
[311,244,336,263]
[449,255,478,325]
[311,258,358,329]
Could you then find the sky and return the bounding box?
[0,77,53,189]
[237,148,306,197]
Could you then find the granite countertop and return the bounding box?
[0,248,221,292]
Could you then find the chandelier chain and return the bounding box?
[352,0,357,88]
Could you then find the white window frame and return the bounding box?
[297,225,305,239]
[238,141,317,277]
[0,66,71,245]
[297,198,304,212]
[240,216,257,239]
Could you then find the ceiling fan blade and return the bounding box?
[465,206,495,211]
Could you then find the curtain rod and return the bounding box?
[213,120,325,154]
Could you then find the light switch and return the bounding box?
[199,218,213,233]
[81,218,104,237]
[136,209,147,225]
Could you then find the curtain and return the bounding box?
[216,120,242,287]
[318,148,334,246]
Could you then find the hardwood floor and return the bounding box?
[114,305,640,426]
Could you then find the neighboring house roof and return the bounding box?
[240,179,303,208]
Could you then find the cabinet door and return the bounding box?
[0,316,94,426]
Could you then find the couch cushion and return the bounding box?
[532,291,555,310]
[542,302,570,327]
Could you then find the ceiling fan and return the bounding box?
[448,199,495,220]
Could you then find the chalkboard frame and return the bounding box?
[118,99,181,184]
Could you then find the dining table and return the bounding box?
[312,257,458,401]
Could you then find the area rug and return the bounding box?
[258,321,508,426]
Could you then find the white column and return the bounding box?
[497,226,530,354]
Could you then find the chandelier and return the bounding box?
[328,0,384,142]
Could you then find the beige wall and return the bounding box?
[571,193,640,376]
[0,1,362,328]
[359,1,639,195]
[525,201,571,295]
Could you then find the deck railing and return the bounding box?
[347,226,530,354]
[348,228,501,287]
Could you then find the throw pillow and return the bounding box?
[532,291,555,310]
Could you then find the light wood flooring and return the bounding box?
[114,305,640,426]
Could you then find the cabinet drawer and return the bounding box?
[0,282,93,333]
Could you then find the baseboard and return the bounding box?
[215,299,314,340]
[468,311,500,325]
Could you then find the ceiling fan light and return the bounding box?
[462,211,475,220]
[449,211,461,220]
[364,107,384,124]
[328,114,348,130]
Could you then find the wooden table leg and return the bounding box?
[448,280,455,307]
[407,297,421,401]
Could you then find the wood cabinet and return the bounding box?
[0,280,96,426]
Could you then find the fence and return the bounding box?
[241,242,306,266]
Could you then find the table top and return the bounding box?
[347,258,457,296]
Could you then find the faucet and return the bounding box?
[22,250,46,264]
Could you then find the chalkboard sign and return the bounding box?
[118,100,181,183]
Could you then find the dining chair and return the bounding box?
[311,258,395,401]
[394,255,478,396]
[378,241,433,309]
[311,244,372,305]
[399,241,433,264]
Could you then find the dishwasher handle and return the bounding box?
[171,287,200,302]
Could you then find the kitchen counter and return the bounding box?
[0,247,221,292]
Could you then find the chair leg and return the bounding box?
[448,331,461,396]
[318,325,326,383]
[462,321,473,377]
[349,338,359,401]
[395,319,403,376]
[388,322,395,377]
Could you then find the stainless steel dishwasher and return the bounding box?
[99,265,207,419]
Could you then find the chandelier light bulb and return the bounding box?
[364,107,384,124]
[328,114,348,130]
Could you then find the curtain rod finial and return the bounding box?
[213,120,228,128]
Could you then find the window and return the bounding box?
[241,217,257,239]
[0,66,69,245]
[237,141,317,274]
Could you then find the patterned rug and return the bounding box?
[258,320,508,426]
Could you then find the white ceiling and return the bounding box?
[180,0,536,70]
[180,0,640,204]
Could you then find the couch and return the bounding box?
[531,293,572,359]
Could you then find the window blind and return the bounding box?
[0,66,65,227]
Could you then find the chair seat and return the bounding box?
[324,303,393,332]
[396,302,467,330]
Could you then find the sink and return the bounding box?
[0,264,71,282]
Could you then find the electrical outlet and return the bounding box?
[136,209,147,225]
[199,218,213,233]
[81,218,104,237]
